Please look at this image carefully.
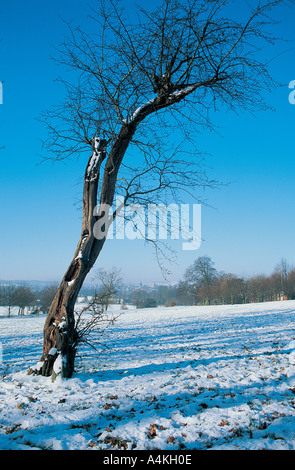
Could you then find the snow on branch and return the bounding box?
[86,137,101,177]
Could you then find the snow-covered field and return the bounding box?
[0,301,295,450]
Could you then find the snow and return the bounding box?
[128,98,155,123]
[170,84,196,99]
[75,250,83,260]
[126,86,197,125]
[53,354,62,375]
[0,301,295,450]
[86,137,101,180]
[48,348,57,356]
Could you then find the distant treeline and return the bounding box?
[1,257,294,315]
[125,257,295,308]
[0,284,58,316]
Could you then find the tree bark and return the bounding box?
[35,125,136,378]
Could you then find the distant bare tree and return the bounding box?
[93,267,122,310]
[219,274,246,305]
[275,258,291,293]
[0,284,17,317]
[39,284,59,314]
[247,274,267,303]
[34,0,291,378]
[286,269,295,299]
[185,255,218,304]
[14,285,37,315]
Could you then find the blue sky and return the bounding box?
[0,0,295,285]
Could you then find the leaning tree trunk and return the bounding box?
[38,138,107,378]
[31,87,177,379]
[30,125,136,379]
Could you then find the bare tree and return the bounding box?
[218,274,246,305]
[74,291,121,351]
[0,285,36,316]
[93,267,122,310]
[33,0,290,378]
[14,285,37,315]
[246,274,267,303]
[286,268,295,299]
[0,284,17,317]
[185,255,218,304]
[39,284,59,314]
[275,257,290,294]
